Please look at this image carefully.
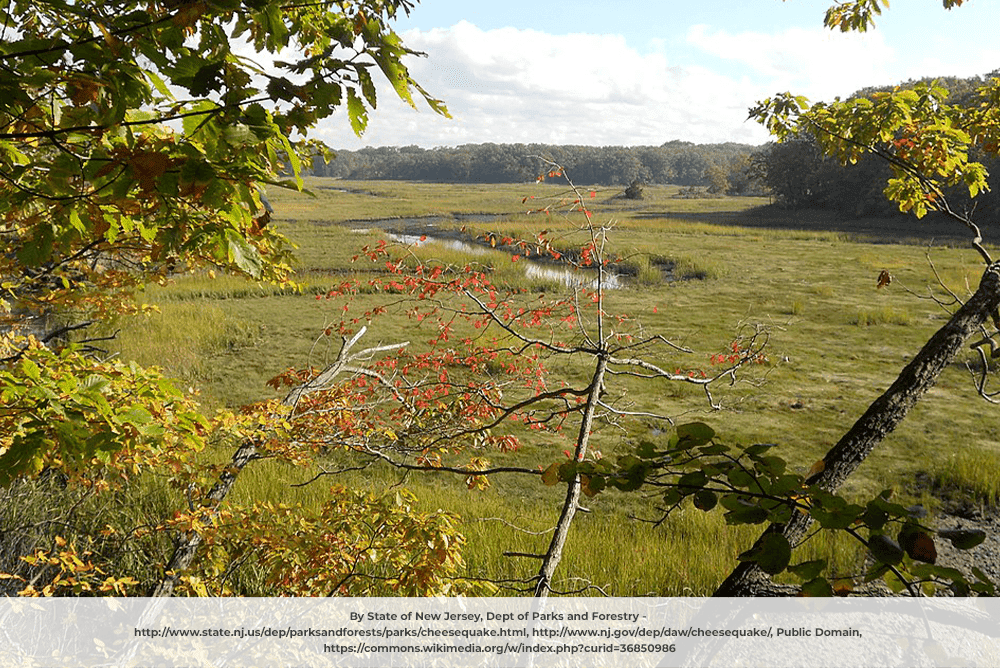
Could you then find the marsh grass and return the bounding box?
[96,300,263,385]
[0,471,181,595]
[933,449,1000,506]
[88,178,1000,595]
[851,306,915,327]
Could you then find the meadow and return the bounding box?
[101,178,1000,595]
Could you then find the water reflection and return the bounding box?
[384,232,621,290]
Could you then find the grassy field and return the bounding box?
[102,178,1000,595]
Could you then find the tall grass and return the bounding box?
[95,300,262,384]
[851,306,914,327]
[932,448,1000,506]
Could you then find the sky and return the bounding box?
[312,0,1000,149]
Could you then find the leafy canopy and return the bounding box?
[758,1,999,263]
[0,0,449,479]
[0,0,448,323]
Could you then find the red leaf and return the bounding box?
[900,530,938,564]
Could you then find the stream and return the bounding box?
[378,230,623,290]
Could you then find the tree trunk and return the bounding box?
[534,354,608,597]
[715,261,1000,596]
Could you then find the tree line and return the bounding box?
[310,141,764,193]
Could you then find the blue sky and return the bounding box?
[313,0,1000,149]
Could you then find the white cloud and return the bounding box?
[314,19,997,150]
[684,24,898,101]
[315,21,776,149]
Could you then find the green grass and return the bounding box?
[932,448,1000,507]
[96,300,264,388]
[851,305,915,327]
[91,178,1000,595]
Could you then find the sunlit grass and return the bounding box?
[932,448,1000,506]
[851,306,915,327]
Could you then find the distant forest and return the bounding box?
[311,72,1000,222]
[309,140,762,193]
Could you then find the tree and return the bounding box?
[2,0,446,333]
[708,0,1000,597]
[0,0,460,596]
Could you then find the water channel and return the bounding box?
[374,229,623,290]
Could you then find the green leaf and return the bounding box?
[558,461,578,483]
[181,100,219,138]
[121,405,153,427]
[698,443,729,456]
[722,497,769,524]
[860,502,888,531]
[635,440,658,459]
[21,358,42,382]
[225,229,264,279]
[738,533,791,575]
[0,436,45,485]
[937,528,986,550]
[753,455,786,476]
[277,131,303,189]
[766,503,794,524]
[692,490,717,511]
[868,534,904,565]
[800,577,834,597]
[677,470,708,490]
[810,502,863,530]
[788,559,827,581]
[662,488,683,506]
[223,123,253,146]
[883,569,907,594]
[726,468,756,489]
[676,422,715,446]
[583,475,606,496]
[770,474,805,496]
[347,88,369,136]
[81,374,111,394]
